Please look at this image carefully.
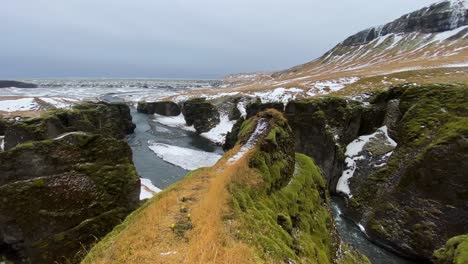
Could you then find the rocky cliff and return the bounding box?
[4,102,135,151]
[0,102,140,264]
[82,109,369,263]
[344,84,468,260]
[341,0,468,46]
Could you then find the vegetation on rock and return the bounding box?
[347,84,468,260]
[81,109,368,263]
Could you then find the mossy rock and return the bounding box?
[0,133,139,264]
[433,234,468,264]
[3,102,135,150]
[182,98,220,133]
[348,84,468,260]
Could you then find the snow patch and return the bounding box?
[160,251,177,256]
[0,98,39,112]
[140,178,161,200]
[39,97,75,109]
[336,126,397,197]
[307,77,359,96]
[53,131,88,140]
[154,114,196,132]
[201,114,236,144]
[432,25,468,42]
[148,142,222,170]
[228,119,268,163]
[0,136,4,151]
[252,87,303,104]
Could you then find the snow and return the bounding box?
[0,98,39,112]
[443,62,468,67]
[336,126,397,197]
[160,251,177,256]
[237,100,247,118]
[140,178,161,200]
[308,77,359,96]
[432,25,468,42]
[228,118,268,163]
[154,114,195,132]
[0,136,4,151]
[39,97,75,109]
[53,131,88,140]
[201,114,236,144]
[252,87,303,104]
[148,142,222,170]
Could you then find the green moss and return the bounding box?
[433,235,468,264]
[231,154,350,263]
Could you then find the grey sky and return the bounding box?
[1,0,436,79]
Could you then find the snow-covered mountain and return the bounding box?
[226,0,468,92]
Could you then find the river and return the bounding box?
[107,90,416,264]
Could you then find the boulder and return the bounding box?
[0,80,37,88]
[137,101,181,116]
[4,102,135,150]
[0,133,140,263]
[182,98,220,133]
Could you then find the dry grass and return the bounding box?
[83,146,260,264]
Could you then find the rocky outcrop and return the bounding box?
[0,80,37,88]
[284,97,364,190]
[229,109,369,263]
[223,117,244,151]
[346,84,468,260]
[246,100,283,118]
[432,234,468,264]
[182,98,220,133]
[4,102,135,150]
[137,101,181,116]
[342,0,468,46]
[0,133,140,263]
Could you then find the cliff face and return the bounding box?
[0,103,140,264]
[82,109,369,264]
[4,102,135,151]
[346,84,468,260]
[341,0,468,46]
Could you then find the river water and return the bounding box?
[126,106,416,264]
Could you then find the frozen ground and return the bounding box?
[140,178,162,200]
[336,126,397,197]
[148,142,222,170]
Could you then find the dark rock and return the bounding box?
[0,118,10,135]
[223,117,244,151]
[347,84,468,260]
[246,100,284,118]
[342,1,468,46]
[227,98,242,121]
[0,81,37,88]
[182,98,220,133]
[4,102,135,151]
[0,133,140,263]
[137,101,181,116]
[284,97,364,191]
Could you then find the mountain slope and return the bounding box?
[222,0,468,95]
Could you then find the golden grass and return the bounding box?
[83,145,260,264]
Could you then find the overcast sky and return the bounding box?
[1,0,436,79]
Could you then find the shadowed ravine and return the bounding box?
[102,93,417,264]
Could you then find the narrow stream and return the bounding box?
[331,196,417,264]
